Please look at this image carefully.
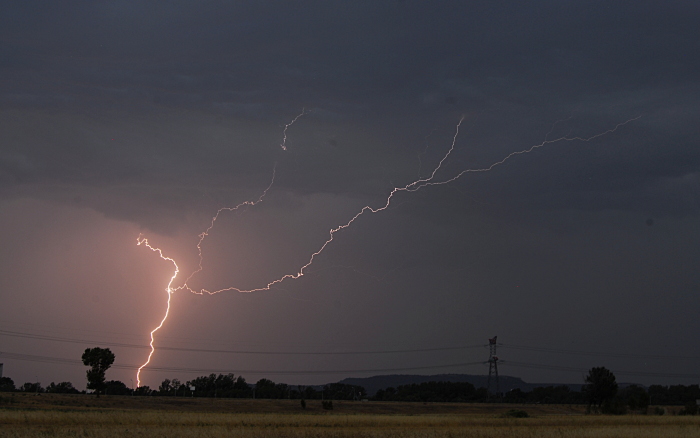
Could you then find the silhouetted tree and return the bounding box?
[649,384,700,406]
[159,378,174,395]
[81,347,115,396]
[584,367,618,410]
[0,377,15,392]
[374,381,473,402]
[309,386,321,399]
[233,376,247,389]
[501,385,584,405]
[21,382,43,393]
[254,378,278,399]
[134,385,152,396]
[46,381,79,394]
[157,378,185,396]
[104,380,131,395]
[233,376,250,397]
[186,373,240,397]
[620,385,650,412]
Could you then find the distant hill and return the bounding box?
[338,374,583,396]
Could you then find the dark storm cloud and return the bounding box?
[0,1,700,226]
[4,1,697,110]
[1,0,698,242]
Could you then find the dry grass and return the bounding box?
[0,393,587,415]
[1,394,698,437]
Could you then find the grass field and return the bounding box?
[1,393,698,437]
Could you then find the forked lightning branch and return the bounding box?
[135,112,640,387]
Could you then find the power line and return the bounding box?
[6,347,698,381]
[6,325,699,362]
[0,350,486,376]
[499,343,700,361]
[5,325,700,379]
[0,329,484,355]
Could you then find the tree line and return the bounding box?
[0,374,365,400]
[1,347,699,413]
[3,372,699,410]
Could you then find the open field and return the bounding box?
[1,394,699,437]
[0,393,588,415]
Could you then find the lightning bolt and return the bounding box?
[135,113,641,386]
[280,108,307,150]
[407,115,642,188]
[135,235,179,388]
[180,114,642,295]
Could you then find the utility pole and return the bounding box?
[486,336,500,400]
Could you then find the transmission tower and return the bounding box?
[486,336,500,399]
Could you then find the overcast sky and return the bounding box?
[1,1,699,390]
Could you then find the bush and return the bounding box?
[322,400,333,410]
[653,407,665,416]
[0,377,15,392]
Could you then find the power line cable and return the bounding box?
[0,350,486,376]
[499,343,700,361]
[0,329,484,355]
[7,326,700,361]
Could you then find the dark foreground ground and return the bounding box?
[2,393,698,438]
[1,392,592,415]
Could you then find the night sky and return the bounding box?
[1,1,699,390]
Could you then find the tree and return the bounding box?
[233,376,246,389]
[46,381,79,394]
[584,367,618,410]
[0,377,15,392]
[254,378,278,399]
[170,379,182,396]
[134,385,152,396]
[21,382,43,393]
[157,378,182,396]
[159,378,173,395]
[620,385,650,412]
[81,347,115,396]
[104,380,131,395]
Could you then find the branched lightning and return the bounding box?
[135,112,640,385]
[177,165,278,292]
[406,115,642,189]
[280,108,306,150]
[179,116,468,295]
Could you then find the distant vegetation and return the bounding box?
[2,353,700,412]
[3,372,700,412]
